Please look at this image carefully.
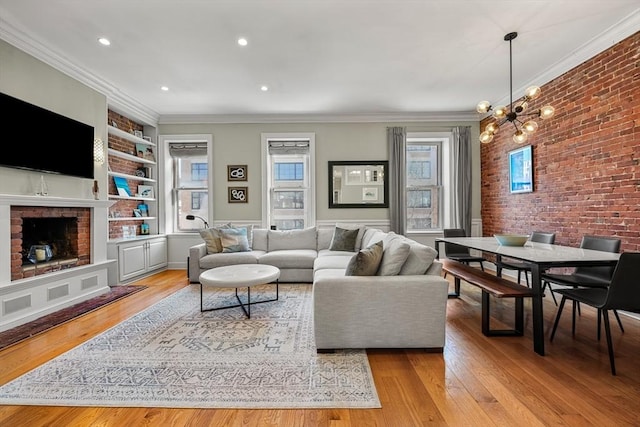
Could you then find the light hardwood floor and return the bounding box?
[1,269,638,426]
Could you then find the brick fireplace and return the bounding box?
[11,206,91,281]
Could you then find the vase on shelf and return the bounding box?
[27,244,53,264]
[36,175,48,196]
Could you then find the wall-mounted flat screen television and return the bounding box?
[0,91,95,179]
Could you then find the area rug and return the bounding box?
[0,284,380,409]
[0,285,147,351]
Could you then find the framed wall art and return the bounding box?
[228,186,248,203]
[227,165,247,181]
[509,145,533,194]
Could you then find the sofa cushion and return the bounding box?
[377,238,411,276]
[220,228,250,253]
[258,249,317,269]
[313,254,353,272]
[199,251,263,269]
[199,224,231,254]
[252,228,268,251]
[345,241,384,276]
[399,241,438,275]
[268,227,317,251]
[329,227,359,252]
[317,228,334,250]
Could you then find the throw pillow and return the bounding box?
[329,226,359,252]
[335,223,366,250]
[220,227,250,253]
[230,224,254,248]
[377,238,411,276]
[199,224,231,254]
[399,242,438,275]
[345,241,384,276]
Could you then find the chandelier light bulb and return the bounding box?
[540,105,555,119]
[479,131,494,144]
[523,120,538,134]
[485,122,499,134]
[476,101,491,114]
[513,130,528,144]
[515,101,528,113]
[493,106,507,119]
[525,86,541,100]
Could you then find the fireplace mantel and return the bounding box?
[0,194,114,208]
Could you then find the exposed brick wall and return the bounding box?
[480,31,640,251]
[11,206,91,280]
[107,110,147,239]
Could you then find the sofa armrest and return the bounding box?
[313,274,448,349]
[189,243,207,282]
[426,260,443,276]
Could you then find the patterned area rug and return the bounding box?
[0,284,380,408]
[0,285,146,351]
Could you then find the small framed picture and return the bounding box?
[228,186,248,203]
[143,136,152,142]
[137,185,154,198]
[134,130,143,139]
[227,165,247,181]
[135,143,155,162]
[133,208,143,217]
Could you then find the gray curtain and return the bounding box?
[388,126,406,234]
[451,126,472,235]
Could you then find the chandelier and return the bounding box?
[477,32,555,144]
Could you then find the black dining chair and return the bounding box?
[542,235,623,332]
[442,228,486,272]
[496,231,556,287]
[550,252,640,375]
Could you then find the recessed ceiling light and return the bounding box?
[160,86,169,91]
[98,37,111,46]
[261,85,269,92]
[238,38,248,46]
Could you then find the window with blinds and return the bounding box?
[169,142,209,231]
[263,136,315,230]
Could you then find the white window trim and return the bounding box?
[159,134,213,234]
[405,131,452,233]
[261,132,316,229]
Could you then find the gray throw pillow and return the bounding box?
[329,226,359,252]
[345,241,384,276]
[377,238,411,276]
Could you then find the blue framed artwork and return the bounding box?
[509,145,533,193]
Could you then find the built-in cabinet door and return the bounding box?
[147,238,168,271]
[119,242,146,281]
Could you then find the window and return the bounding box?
[165,139,211,232]
[405,136,444,231]
[262,133,315,230]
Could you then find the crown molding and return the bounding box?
[158,111,480,124]
[0,16,160,126]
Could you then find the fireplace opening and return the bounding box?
[21,217,79,266]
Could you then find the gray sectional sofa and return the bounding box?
[188,225,449,351]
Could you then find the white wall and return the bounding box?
[158,121,482,224]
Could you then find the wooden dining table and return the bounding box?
[434,236,620,356]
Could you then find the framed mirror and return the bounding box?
[328,160,389,208]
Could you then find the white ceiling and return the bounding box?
[0,1,638,123]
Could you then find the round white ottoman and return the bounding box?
[198,264,280,318]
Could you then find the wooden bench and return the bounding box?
[442,259,536,336]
